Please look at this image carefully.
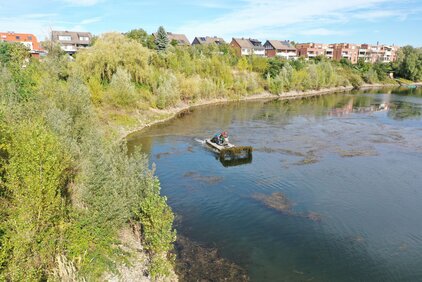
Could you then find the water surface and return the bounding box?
[128,88,422,281]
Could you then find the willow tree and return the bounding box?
[74,32,152,84]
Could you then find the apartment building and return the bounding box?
[230,38,265,56]
[52,30,92,54]
[296,43,331,59]
[0,32,43,57]
[359,44,399,63]
[332,43,360,64]
[264,40,297,59]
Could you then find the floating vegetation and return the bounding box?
[220,146,253,160]
[252,192,293,215]
[174,235,249,282]
[252,192,322,222]
[183,171,223,184]
[295,151,320,165]
[338,148,378,158]
[155,151,172,159]
[306,211,322,222]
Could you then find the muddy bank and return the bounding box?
[174,235,249,282]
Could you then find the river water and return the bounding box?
[127,88,422,282]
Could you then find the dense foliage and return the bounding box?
[0,29,420,281]
[395,46,422,81]
[0,37,175,280]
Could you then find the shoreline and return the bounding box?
[123,83,405,140]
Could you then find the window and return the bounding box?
[59,35,72,41]
[28,36,32,40]
[16,36,20,40]
[79,36,89,41]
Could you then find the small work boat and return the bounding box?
[205,139,234,150]
[205,139,253,161]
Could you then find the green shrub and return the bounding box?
[363,69,379,84]
[136,179,176,279]
[348,73,364,88]
[1,121,70,281]
[104,68,140,108]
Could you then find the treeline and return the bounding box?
[0,26,421,281]
[81,28,421,125]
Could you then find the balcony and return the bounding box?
[253,49,265,56]
[276,52,297,59]
[61,45,77,52]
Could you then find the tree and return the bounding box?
[155,26,169,52]
[125,28,149,47]
[397,46,422,81]
[0,42,30,66]
[75,32,152,83]
[170,39,178,47]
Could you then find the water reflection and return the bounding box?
[219,154,253,167]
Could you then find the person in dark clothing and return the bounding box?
[211,131,229,145]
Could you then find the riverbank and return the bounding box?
[122,83,404,140]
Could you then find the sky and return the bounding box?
[0,0,421,46]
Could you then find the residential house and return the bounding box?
[296,43,330,59]
[51,30,92,54]
[192,36,225,45]
[332,43,360,64]
[153,32,190,46]
[264,40,297,59]
[230,38,265,56]
[0,32,43,57]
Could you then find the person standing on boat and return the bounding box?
[211,131,229,145]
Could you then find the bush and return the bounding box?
[151,70,180,109]
[348,73,364,88]
[135,179,176,278]
[1,121,70,281]
[363,69,379,84]
[105,68,140,108]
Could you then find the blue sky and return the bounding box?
[0,0,421,46]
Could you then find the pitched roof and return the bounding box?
[193,36,225,45]
[266,40,296,51]
[232,38,264,50]
[169,33,190,45]
[51,30,92,45]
